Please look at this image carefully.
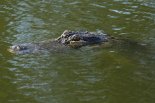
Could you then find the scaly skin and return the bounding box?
[8,30,112,54]
[57,30,111,48]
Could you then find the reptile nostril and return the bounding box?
[12,45,21,51]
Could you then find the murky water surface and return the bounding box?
[0,0,155,103]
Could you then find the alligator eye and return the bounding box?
[61,30,70,38]
[61,30,75,38]
[71,35,81,41]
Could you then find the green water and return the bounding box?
[0,0,155,103]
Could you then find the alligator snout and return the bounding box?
[8,45,26,54]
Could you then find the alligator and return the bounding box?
[8,30,121,54]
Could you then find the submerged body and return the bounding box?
[8,30,119,54]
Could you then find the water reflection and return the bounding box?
[1,0,155,103]
[8,50,105,102]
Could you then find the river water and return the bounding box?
[0,0,155,103]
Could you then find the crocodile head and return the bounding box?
[8,30,109,54]
[57,30,108,48]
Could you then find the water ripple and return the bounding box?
[110,9,131,15]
